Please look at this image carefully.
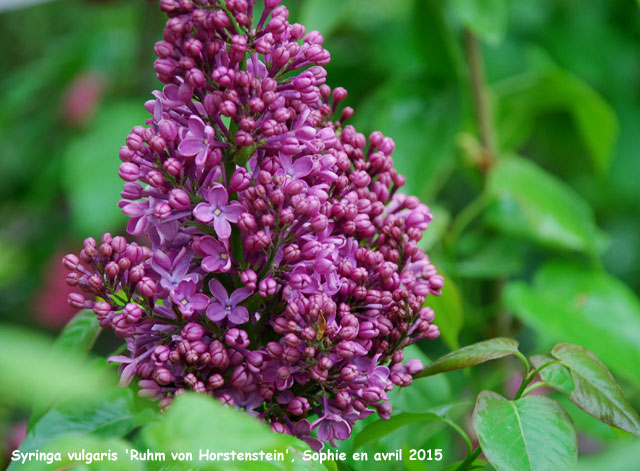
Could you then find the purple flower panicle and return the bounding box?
[63,0,443,451]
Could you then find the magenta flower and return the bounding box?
[199,236,231,273]
[193,184,245,239]
[170,280,209,316]
[178,115,219,167]
[151,248,199,292]
[311,413,352,447]
[206,279,251,324]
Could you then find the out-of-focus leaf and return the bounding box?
[472,391,577,471]
[425,272,463,350]
[0,0,54,13]
[0,325,110,408]
[62,102,148,236]
[415,338,519,378]
[300,0,352,36]
[419,205,450,251]
[578,440,640,471]
[142,393,322,470]
[352,404,461,451]
[504,262,640,385]
[494,69,618,175]
[551,344,640,435]
[54,309,101,355]
[11,388,153,471]
[486,157,599,254]
[451,0,508,44]
[456,234,524,279]
[28,310,102,429]
[356,78,462,202]
[17,434,141,471]
[530,355,574,396]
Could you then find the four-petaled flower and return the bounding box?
[199,236,231,272]
[193,184,245,239]
[170,280,209,316]
[206,279,251,324]
[178,115,218,167]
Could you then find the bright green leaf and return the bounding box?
[530,355,574,396]
[142,393,322,470]
[551,343,640,435]
[451,0,508,44]
[504,261,640,385]
[425,272,463,350]
[472,391,577,471]
[486,157,599,253]
[54,309,101,355]
[0,325,110,408]
[62,102,148,236]
[17,434,142,471]
[419,205,450,251]
[415,337,519,378]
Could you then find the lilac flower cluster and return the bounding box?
[63,0,442,449]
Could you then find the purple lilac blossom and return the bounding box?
[63,0,443,451]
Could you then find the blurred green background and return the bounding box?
[1,0,639,469]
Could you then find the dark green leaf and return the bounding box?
[456,234,525,279]
[418,205,450,251]
[472,391,577,471]
[551,343,640,435]
[451,0,507,44]
[415,338,519,378]
[486,157,599,253]
[352,404,461,451]
[504,262,640,385]
[530,355,574,395]
[494,68,618,175]
[425,272,463,350]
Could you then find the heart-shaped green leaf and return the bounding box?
[530,355,574,395]
[415,338,519,378]
[472,391,577,471]
[551,343,640,435]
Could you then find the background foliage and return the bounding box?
[1,0,639,469]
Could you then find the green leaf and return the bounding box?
[415,337,519,378]
[352,404,461,451]
[54,309,101,354]
[16,434,142,471]
[504,261,640,385]
[450,0,507,44]
[142,393,323,470]
[486,157,599,253]
[472,391,577,471]
[11,388,152,471]
[456,234,525,279]
[494,68,618,175]
[530,355,574,396]
[551,343,640,435]
[28,309,102,429]
[62,102,148,236]
[300,0,353,36]
[0,325,110,408]
[425,272,463,350]
[419,205,450,251]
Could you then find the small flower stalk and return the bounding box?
[63,0,443,450]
